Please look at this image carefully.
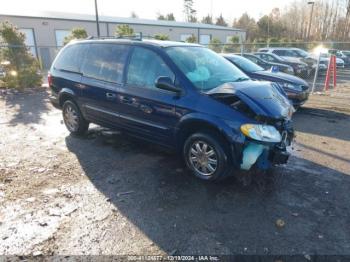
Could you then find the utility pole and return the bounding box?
[267,16,270,47]
[307,1,315,41]
[94,0,100,37]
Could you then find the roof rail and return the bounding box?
[86,32,144,41]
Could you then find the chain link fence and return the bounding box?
[205,41,350,54]
[1,41,350,91]
[204,41,350,91]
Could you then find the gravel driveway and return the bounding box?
[0,85,350,257]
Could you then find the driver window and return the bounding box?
[250,57,258,63]
[265,55,275,62]
[127,47,175,89]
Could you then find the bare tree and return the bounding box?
[183,0,197,22]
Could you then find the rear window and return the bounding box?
[54,44,87,73]
[82,43,129,84]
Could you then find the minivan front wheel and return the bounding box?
[184,132,231,181]
[62,100,89,135]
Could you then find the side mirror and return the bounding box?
[155,76,181,93]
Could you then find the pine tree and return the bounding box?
[0,21,42,89]
[130,11,138,18]
[115,25,134,37]
[154,34,170,40]
[63,28,88,45]
[208,38,222,52]
[201,15,213,24]
[166,13,176,21]
[216,14,228,26]
[185,35,197,43]
[184,0,197,22]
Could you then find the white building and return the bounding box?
[0,11,246,69]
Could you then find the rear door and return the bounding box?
[79,43,130,126]
[117,46,178,144]
[51,43,89,107]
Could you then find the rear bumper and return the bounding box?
[49,91,61,109]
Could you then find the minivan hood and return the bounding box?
[252,70,308,86]
[206,81,293,120]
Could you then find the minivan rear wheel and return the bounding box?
[183,132,231,181]
[62,100,89,135]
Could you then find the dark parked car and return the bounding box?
[0,67,5,78]
[240,53,294,75]
[49,39,294,181]
[329,49,350,67]
[224,54,310,108]
[254,52,310,77]
[339,51,350,67]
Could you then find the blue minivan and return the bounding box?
[49,39,294,181]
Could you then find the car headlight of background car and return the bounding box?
[241,124,282,143]
[286,66,294,74]
[280,82,303,92]
[296,64,307,69]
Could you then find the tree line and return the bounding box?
[118,0,350,43]
[152,0,350,42]
[234,0,350,42]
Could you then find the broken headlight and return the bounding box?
[240,124,282,143]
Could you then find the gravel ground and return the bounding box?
[0,84,350,257]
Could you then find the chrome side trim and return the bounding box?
[84,104,119,117]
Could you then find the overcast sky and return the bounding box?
[2,0,296,22]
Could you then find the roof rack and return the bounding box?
[86,32,145,41]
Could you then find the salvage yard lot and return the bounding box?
[0,83,350,256]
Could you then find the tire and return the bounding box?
[62,100,89,135]
[183,132,232,181]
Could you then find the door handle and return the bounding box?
[75,83,86,89]
[120,96,133,104]
[106,93,117,99]
[140,104,153,114]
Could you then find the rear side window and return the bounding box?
[262,54,275,62]
[127,47,174,89]
[82,44,129,84]
[54,44,86,73]
[246,55,258,63]
[273,50,286,56]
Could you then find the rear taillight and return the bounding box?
[48,72,53,87]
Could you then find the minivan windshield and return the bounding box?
[165,46,249,91]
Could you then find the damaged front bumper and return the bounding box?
[239,141,290,171]
[236,123,294,172]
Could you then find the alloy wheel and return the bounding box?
[189,140,218,176]
[63,104,79,132]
